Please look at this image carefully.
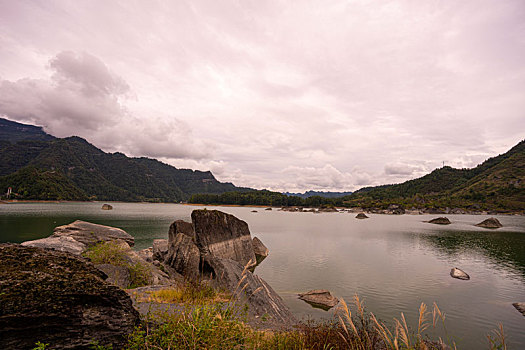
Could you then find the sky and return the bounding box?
[0,0,524,192]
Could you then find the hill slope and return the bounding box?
[344,140,525,211]
[0,118,247,201]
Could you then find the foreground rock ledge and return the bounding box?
[298,289,339,310]
[0,244,140,350]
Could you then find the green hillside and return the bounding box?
[0,118,247,202]
[343,140,525,211]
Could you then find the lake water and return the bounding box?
[1,202,524,349]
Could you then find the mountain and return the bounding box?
[283,190,353,198]
[343,140,525,211]
[0,118,249,201]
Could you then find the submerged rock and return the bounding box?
[450,267,470,280]
[101,203,113,210]
[355,212,369,219]
[513,303,525,317]
[252,236,269,263]
[428,217,451,225]
[298,289,339,310]
[22,220,134,255]
[0,244,140,349]
[192,210,257,268]
[475,217,503,229]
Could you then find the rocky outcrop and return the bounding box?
[138,247,153,262]
[204,255,296,326]
[252,236,269,263]
[450,267,470,280]
[356,213,369,219]
[22,220,134,255]
[428,217,451,225]
[153,239,169,261]
[0,244,140,349]
[475,217,503,229]
[95,264,131,289]
[513,303,525,317]
[102,204,113,210]
[168,219,195,240]
[165,233,201,279]
[298,290,339,310]
[192,210,257,268]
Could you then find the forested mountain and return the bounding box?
[343,140,525,211]
[283,190,353,198]
[0,118,248,201]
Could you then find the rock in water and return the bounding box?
[192,210,257,268]
[513,303,525,317]
[298,290,339,310]
[101,204,113,210]
[450,267,470,280]
[0,244,140,349]
[355,213,369,219]
[252,236,269,263]
[22,220,134,254]
[475,218,503,229]
[428,217,451,225]
[265,207,272,211]
[168,219,195,240]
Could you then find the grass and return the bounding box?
[124,294,509,350]
[141,280,231,305]
[83,241,152,288]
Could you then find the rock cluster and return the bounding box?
[0,244,140,349]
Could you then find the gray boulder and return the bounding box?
[252,236,269,264]
[192,210,257,268]
[298,289,339,310]
[428,217,451,225]
[164,233,201,279]
[22,220,134,254]
[475,217,503,229]
[355,213,369,219]
[168,219,195,240]
[0,244,140,349]
[204,255,296,327]
[95,264,131,289]
[153,239,169,261]
[450,267,470,280]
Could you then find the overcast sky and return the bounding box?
[0,0,524,192]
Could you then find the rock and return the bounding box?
[22,220,134,254]
[102,203,113,210]
[204,255,296,327]
[450,267,470,280]
[355,213,369,219]
[153,239,169,261]
[252,236,269,263]
[512,303,525,317]
[428,217,451,225]
[0,244,140,349]
[450,208,467,214]
[265,207,272,211]
[192,210,257,268]
[168,219,195,240]
[424,208,446,214]
[164,232,201,279]
[475,217,503,229]
[95,263,131,289]
[387,205,405,215]
[138,247,153,262]
[298,289,339,310]
[251,210,258,213]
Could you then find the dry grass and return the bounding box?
[140,281,231,305]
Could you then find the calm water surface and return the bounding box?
[1,202,524,349]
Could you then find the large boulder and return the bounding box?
[204,255,296,327]
[168,219,195,240]
[192,210,257,268]
[298,290,339,310]
[164,233,201,279]
[475,217,503,229]
[22,220,134,254]
[0,244,140,349]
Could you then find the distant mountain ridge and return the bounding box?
[0,118,249,201]
[283,190,353,198]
